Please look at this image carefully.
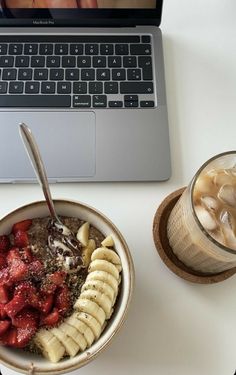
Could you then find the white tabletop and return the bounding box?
[1,0,236,374]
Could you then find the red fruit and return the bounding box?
[0,268,11,288]
[29,260,44,278]
[0,320,11,336]
[40,308,60,327]
[4,294,26,318]
[0,303,7,319]
[0,235,10,253]
[7,248,21,264]
[9,259,28,282]
[55,285,71,316]
[14,230,29,248]
[40,294,54,314]
[16,326,36,348]
[0,285,9,304]
[0,254,6,269]
[12,219,32,235]
[20,247,33,263]
[48,271,66,286]
[0,327,18,347]
[15,281,39,309]
[12,308,39,329]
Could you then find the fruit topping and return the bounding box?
[14,230,29,248]
[12,219,32,235]
[0,235,10,253]
[40,308,60,327]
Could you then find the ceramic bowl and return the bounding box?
[0,199,134,375]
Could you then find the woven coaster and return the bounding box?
[153,187,236,284]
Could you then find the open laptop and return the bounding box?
[0,0,171,183]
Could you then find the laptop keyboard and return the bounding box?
[0,35,155,109]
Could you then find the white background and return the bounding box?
[1,0,236,374]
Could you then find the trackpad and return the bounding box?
[0,111,96,182]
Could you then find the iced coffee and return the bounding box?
[167,152,236,274]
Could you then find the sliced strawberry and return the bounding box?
[29,260,44,279]
[0,268,11,288]
[40,294,54,314]
[16,326,36,348]
[0,303,7,319]
[6,248,21,265]
[15,281,39,310]
[9,259,28,282]
[55,285,71,316]
[0,320,11,336]
[48,271,66,286]
[4,293,26,318]
[0,326,18,347]
[14,230,29,248]
[0,254,6,270]
[0,235,10,253]
[0,285,9,304]
[12,308,39,329]
[12,219,32,235]
[20,247,33,263]
[40,308,60,327]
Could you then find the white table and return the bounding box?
[1,0,236,374]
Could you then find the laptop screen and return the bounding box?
[0,0,162,26]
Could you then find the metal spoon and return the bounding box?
[19,123,83,271]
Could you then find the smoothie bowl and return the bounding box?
[0,199,134,375]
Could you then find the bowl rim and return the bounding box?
[0,199,135,375]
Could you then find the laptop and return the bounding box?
[0,0,171,183]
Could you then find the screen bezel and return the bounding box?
[0,0,162,27]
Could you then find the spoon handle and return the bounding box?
[19,123,60,223]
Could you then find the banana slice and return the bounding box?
[34,329,65,363]
[81,279,115,303]
[86,270,119,294]
[79,289,112,318]
[74,298,106,326]
[72,312,101,340]
[76,222,90,247]
[88,259,119,280]
[101,235,114,247]
[91,247,121,266]
[82,239,96,267]
[66,315,94,347]
[51,327,79,357]
[59,322,87,351]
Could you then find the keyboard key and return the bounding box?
[46,56,60,67]
[124,95,139,102]
[85,44,99,55]
[39,44,53,55]
[120,82,154,94]
[9,44,23,55]
[125,101,138,108]
[73,82,87,94]
[50,69,64,80]
[115,44,129,55]
[62,56,76,67]
[100,44,114,55]
[0,44,7,55]
[108,56,121,68]
[0,82,8,94]
[34,69,48,80]
[15,56,30,67]
[141,35,151,43]
[70,44,83,55]
[138,56,153,80]
[24,44,38,55]
[73,95,91,108]
[89,82,103,94]
[57,82,71,94]
[104,82,118,94]
[112,69,126,81]
[140,100,155,107]
[127,69,142,80]
[2,68,17,80]
[25,82,40,94]
[65,69,79,81]
[81,69,95,81]
[97,69,110,81]
[41,81,56,94]
[0,56,14,67]
[18,68,33,80]
[123,56,137,68]
[0,95,71,107]
[93,56,106,68]
[93,95,107,108]
[109,101,123,108]
[77,56,91,67]
[31,56,45,67]
[55,44,68,55]
[9,82,24,94]
[130,44,152,55]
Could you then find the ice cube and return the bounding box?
[194,205,218,231]
[220,210,236,250]
[218,184,236,207]
[194,174,214,195]
[201,196,218,211]
[213,170,234,186]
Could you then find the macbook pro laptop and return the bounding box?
[0,0,171,183]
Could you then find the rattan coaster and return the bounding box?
[153,187,236,284]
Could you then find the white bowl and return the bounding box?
[0,199,134,375]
